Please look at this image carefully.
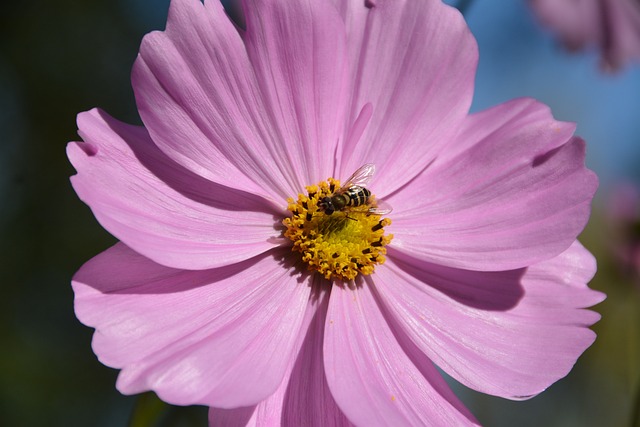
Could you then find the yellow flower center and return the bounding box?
[283,177,393,281]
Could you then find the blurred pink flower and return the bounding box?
[68,0,604,424]
[607,183,640,282]
[530,0,640,71]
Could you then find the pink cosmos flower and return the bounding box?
[68,0,604,424]
[530,0,640,71]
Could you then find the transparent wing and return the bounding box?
[341,164,376,190]
[368,198,393,215]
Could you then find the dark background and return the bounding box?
[1,0,638,426]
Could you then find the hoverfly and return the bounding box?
[318,164,392,216]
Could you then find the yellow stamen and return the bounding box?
[283,178,393,281]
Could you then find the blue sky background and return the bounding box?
[1,0,638,425]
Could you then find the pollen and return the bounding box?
[283,178,393,281]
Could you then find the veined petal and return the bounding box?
[242,0,349,185]
[333,0,477,196]
[324,281,479,426]
[132,0,313,200]
[390,98,597,271]
[67,109,281,270]
[73,244,311,408]
[209,280,353,426]
[377,242,604,400]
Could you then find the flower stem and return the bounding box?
[632,377,640,427]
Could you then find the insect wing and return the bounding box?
[368,198,393,215]
[341,164,376,191]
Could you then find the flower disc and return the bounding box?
[283,178,393,281]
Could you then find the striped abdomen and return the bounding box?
[345,186,371,207]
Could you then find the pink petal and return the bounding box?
[209,406,257,427]
[333,0,478,196]
[132,0,292,199]
[390,98,598,271]
[376,241,604,400]
[73,244,311,408]
[132,0,348,199]
[67,109,281,271]
[601,0,640,70]
[242,0,349,185]
[210,280,354,426]
[324,281,479,426]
